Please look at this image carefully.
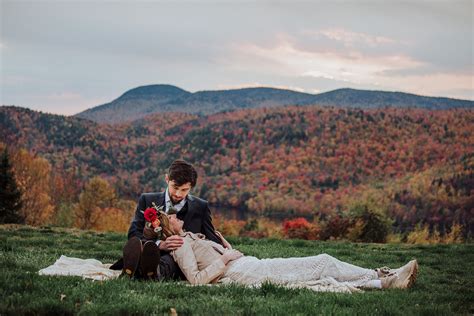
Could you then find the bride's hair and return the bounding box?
[157,211,175,240]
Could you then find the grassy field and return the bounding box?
[1,225,473,315]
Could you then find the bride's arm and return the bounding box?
[171,239,226,285]
[215,231,232,249]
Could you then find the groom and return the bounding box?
[114,159,223,280]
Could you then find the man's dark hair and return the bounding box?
[167,159,198,187]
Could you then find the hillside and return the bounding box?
[74,85,474,124]
[1,105,473,234]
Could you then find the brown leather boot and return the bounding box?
[140,241,161,280]
[122,237,142,278]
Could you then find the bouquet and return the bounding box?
[143,202,163,239]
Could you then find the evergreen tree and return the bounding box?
[0,148,23,223]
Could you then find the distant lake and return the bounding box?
[209,205,314,223]
[210,205,248,221]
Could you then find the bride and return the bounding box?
[160,212,418,293]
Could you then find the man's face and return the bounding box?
[166,175,192,204]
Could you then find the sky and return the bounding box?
[1,0,473,116]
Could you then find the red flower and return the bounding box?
[144,208,157,222]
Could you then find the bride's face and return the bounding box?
[168,214,183,234]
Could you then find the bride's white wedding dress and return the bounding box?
[171,232,381,293]
[39,232,388,293]
[38,253,379,293]
[219,254,378,293]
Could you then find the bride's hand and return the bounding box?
[221,249,243,264]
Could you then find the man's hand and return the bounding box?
[159,235,184,251]
[221,249,243,264]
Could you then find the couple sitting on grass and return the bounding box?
[113,159,418,293]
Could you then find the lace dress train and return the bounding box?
[219,253,378,293]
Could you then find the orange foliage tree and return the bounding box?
[74,176,116,230]
[93,205,134,232]
[74,176,135,231]
[10,149,55,226]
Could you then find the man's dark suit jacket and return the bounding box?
[110,191,222,271]
[128,191,222,244]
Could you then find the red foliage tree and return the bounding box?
[283,217,320,240]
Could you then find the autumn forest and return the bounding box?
[0,105,472,242]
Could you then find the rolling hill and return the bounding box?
[74,85,474,124]
[1,105,473,234]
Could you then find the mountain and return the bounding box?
[75,85,191,124]
[310,88,474,109]
[74,85,474,124]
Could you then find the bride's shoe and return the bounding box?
[381,259,418,289]
[392,259,418,288]
[375,266,392,278]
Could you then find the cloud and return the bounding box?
[2,1,472,113]
[1,75,34,86]
[377,72,474,99]
[2,92,110,116]
[437,88,474,100]
[232,37,424,85]
[226,32,472,99]
[43,92,110,115]
[308,28,398,47]
[46,92,84,102]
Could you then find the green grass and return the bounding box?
[1,225,473,315]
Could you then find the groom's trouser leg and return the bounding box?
[159,253,183,281]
